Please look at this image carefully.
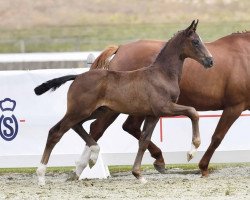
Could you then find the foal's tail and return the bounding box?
[91,45,119,70]
[34,75,77,95]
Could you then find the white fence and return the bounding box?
[0,68,250,168]
[0,52,100,63]
[0,52,101,70]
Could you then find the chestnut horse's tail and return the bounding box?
[91,45,119,70]
[34,75,77,95]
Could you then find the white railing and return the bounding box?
[0,52,101,63]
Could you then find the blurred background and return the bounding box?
[1,0,250,53]
[0,0,249,69]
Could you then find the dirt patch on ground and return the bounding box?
[0,166,249,200]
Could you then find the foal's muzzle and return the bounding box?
[203,57,213,68]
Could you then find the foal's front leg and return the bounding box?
[122,115,166,174]
[164,103,201,161]
[132,116,159,183]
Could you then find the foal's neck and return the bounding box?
[153,35,185,82]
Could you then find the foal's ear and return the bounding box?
[193,19,199,31]
[187,20,196,31]
[185,19,199,36]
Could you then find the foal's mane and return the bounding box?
[152,30,185,65]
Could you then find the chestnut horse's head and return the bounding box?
[181,20,213,69]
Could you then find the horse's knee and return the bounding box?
[188,107,199,121]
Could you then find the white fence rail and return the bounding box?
[0,52,100,63]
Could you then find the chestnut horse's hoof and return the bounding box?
[201,169,209,177]
[153,163,167,174]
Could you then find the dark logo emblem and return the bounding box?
[0,98,18,141]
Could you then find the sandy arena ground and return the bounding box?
[0,166,249,200]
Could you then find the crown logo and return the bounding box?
[0,98,16,112]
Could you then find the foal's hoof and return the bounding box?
[132,171,148,184]
[66,171,79,181]
[153,163,167,174]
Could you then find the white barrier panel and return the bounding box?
[0,69,250,168]
[0,52,100,63]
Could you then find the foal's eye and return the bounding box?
[192,40,199,47]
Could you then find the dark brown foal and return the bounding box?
[35,20,213,185]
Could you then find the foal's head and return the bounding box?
[179,20,213,68]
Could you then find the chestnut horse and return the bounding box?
[34,20,213,185]
[84,29,250,177]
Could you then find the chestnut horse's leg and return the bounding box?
[122,115,166,173]
[89,111,119,141]
[199,104,244,177]
[162,103,201,160]
[132,116,159,183]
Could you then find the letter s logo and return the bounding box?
[0,114,18,141]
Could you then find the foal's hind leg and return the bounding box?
[132,116,159,183]
[36,114,87,185]
[199,104,244,177]
[122,115,166,173]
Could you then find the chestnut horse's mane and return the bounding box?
[231,30,250,35]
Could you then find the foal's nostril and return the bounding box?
[209,59,213,66]
[202,57,213,68]
[205,57,213,68]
